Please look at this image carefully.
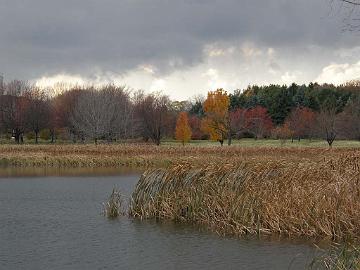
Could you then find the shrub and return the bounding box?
[39,129,51,141]
[25,132,35,140]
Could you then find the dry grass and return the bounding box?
[310,244,360,270]
[103,188,124,218]
[129,153,360,240]
[0,143,359,168]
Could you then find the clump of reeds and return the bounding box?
[309,244,360,270]
[129,155,360,240]
[103,188,124,218]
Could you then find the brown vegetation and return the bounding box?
[103,188,124,218]
[129,151,360,240]
[0,143,357,168]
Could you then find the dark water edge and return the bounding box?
[0,172,320,270]
[0,165,143,177]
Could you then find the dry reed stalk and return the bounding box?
[103,188,124,218]
[129,155,360,240]
[0,144,358,168]
[309,244,360,270]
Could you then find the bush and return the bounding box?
[39,129,51,141]
[25,132,35,140]
[272,124,293,145]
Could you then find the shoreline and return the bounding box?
[0,143,359,169]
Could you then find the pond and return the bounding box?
[0,168,318,270]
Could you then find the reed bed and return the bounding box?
[129,154,360,240]
[0,143,358,168]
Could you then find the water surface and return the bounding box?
[0,172,317,270]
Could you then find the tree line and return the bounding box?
[0,79,360,146]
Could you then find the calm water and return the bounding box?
[0,170,317,270]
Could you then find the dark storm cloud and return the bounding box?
[0,0,354,80]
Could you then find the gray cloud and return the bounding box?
[0,0,358,85]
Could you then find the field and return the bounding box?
[3,137,360,148]
[1,140,360,168]
[163,139,360,148]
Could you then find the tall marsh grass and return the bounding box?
[103,188,124,218]
[129,154,360,240]
[310,244,360,269]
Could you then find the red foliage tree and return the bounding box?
[188,115,207,140]
[52,88,85,142]
[244,106,273,139]
[229,108,247,138]
[285,107,316,142]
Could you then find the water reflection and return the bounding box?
[0,165,143,177]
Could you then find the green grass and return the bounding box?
[161,139,360,148]
[2,136,360,149]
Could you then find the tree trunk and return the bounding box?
[35,131,39,144]
[14,129,23,144]
[14,132,20,144]
[227,130,232,146]
[327,133,336,148]
[94,138,98,145]
[219,140,224,146]
[327,140,333,148]
[51,132,55,143]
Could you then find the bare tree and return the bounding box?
[134,92,170,145]
[4,80,30,96]
[317,101,339,147]
[70,85,132,144]
[336,96,360,140]
[0,74,4,95]
[331,0,360,31]
[338,0,360,5]
[52,88,85,142]
[24,87,51,143]
[0,95,28,143]
[71,88,114,144]
[0,80,30,143]
[102,85,133,141]
[229,108,247,141]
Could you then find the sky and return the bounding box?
[1,0,360,100]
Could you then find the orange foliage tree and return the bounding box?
[175,112,192,145]
[272,123,293,145]
[201,89,230,146]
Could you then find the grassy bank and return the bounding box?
[129,154,360,241]
[0,142,360,168]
